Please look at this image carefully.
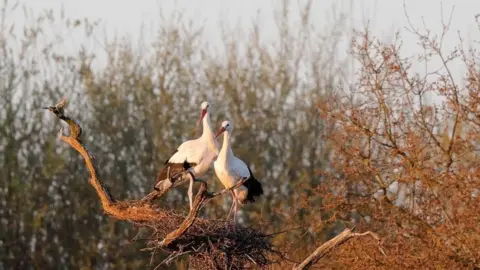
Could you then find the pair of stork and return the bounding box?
[153,102,264,222]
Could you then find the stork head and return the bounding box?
[199,101,210,124]
[215,120,232,138]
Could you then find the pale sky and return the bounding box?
[12,0,480,84]
[18,0,478,35]
[18,0,478,41]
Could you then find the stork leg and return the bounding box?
[233,198,238,224]
[227,190,236,219]
[187,171,195,211]
[229,191,238,226]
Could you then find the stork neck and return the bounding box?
[201,112,217,151]
[220,131,233,159]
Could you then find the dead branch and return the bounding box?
[293,228,382,270]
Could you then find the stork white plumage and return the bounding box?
[154,101,218,210]
[213,120,264,223]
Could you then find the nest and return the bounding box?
[101,185,277,269]
[138,209,276,269]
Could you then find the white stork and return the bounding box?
[213,120,264,223]
[154,101,218,210]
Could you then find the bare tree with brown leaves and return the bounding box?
[317,11,480,269]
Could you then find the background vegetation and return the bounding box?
[0,0,478,269]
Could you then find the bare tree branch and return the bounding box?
[293,228,382,270]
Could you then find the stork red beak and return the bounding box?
[215,127,226,138]
[199,109,207,125]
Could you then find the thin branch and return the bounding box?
[293,228,382,270]
[156,251,192,269]
[262,226,306,238]
[206,177,248,198]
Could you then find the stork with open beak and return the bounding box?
[154,101,218,210]
[213,120,264,223]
